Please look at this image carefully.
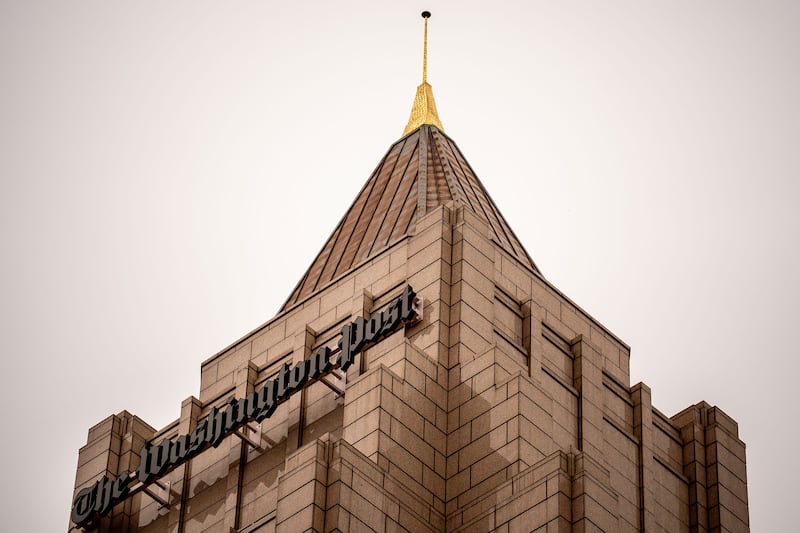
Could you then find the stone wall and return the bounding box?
[71,204,749,532]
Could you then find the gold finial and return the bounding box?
[403,10,444,136]
[422,10,428,84]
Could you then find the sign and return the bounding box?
[71,285,419,527]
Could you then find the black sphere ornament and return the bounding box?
[422,11,431,19]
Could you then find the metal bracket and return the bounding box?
[233,421,278,450]
[413,295,423,322]
[143,479,171,509]
[319,369,345,397]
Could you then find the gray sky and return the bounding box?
[1,1,798,531]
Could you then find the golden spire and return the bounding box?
[403,11,444,135]
[422,9,428,84]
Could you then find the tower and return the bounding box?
[70,12,750,533]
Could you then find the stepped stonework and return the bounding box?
[71,125,749,532]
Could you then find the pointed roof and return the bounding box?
[282,125,539,309]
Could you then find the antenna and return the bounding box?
[402,10,444,135]
[422,11,431,84]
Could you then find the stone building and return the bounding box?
[69,15,750,533]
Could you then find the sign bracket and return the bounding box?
[142,479,171,509]
[319,370,345,397]
[232,421,278,450]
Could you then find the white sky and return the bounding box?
[1,1,798,531]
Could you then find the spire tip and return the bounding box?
[402,10,443,135]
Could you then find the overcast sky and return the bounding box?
[1,1,798,531]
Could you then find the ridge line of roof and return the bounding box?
[431,128,541,274]
[279,131,416,310]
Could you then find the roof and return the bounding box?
[281,125,539,310]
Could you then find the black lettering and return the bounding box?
[154,439,173,476]
[93,476,113,516]
[137,445,150,484]
[309,346,332,379]
[337,324,355,371]
[223,397,243,433]
[365,313,382,344]
[188,419,208,456]
[254,379,278,422]
[71,472,134,526]
[276,363,291,399]
[207,407,229,448]
[351,316,366,352]
[111,472,132,501]
[244,390,261,419]
[138,439,174,485]
[71,286,418,527]
[169,435,190,464]
[381,301,401,335]
[399,285,417,321]
[288,359,309,390]
[71,484,96,525]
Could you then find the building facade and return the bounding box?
[70,27,749,533]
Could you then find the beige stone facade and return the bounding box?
[70,126,749,532]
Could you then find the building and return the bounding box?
[70,13,750,533]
